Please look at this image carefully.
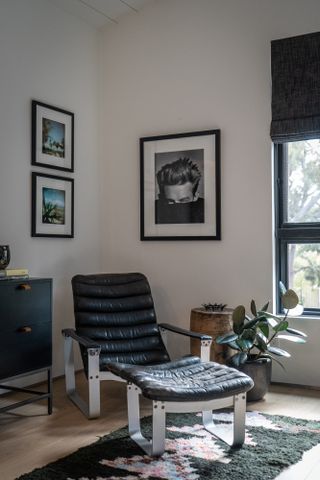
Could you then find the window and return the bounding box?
[275,140,320,314]
[271,31,320,314]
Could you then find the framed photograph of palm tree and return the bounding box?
[31,172,74,238]
[32,100,74,172]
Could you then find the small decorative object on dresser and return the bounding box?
[190,306,232,363]
[0,277,53,415]
[0,245,10,269]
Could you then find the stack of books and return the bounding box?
[0,268,29,280]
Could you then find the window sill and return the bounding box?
[276,314,320,321]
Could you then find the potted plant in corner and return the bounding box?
[215,283,307,401]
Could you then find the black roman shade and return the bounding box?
[271,31,320,143]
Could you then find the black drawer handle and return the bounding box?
[17,326,32,333]
[17,284,32,291]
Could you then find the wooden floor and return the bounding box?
[1,374,320,480]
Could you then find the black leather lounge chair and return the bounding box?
[62,272,253,455]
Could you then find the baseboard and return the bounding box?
[270,381,320,391]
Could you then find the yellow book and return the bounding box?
[0,268,29,277]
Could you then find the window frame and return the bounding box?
[274,142,320,316]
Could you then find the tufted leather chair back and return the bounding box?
[72,273,170,374]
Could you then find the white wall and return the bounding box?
[1,0,319,388]
[272,317,320,387]
[0,0,101,378]
[99,0,320,384]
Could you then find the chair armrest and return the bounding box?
[62,328,101,350]
[159,323,212,341]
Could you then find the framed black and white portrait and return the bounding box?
[32,100,74,172]
[140,130,221,240]
[31,172,74,238]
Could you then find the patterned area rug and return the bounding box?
[17,411,320,480]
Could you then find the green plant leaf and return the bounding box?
[263,353,286,371]
[228,341,241,351]
[244,314,266,327]
[232,305,246,334]
[277,334,306,343]
[259,311,280,321]
[273,320,289,332]
[281,289,299,309]
[233,305,246,322]
[251,300,257,316]
[258,312,279,328]
[279,281,287,296]
[286,327,307,338]
[267,346,291,357]
[228,352,248,367]
[261,301,270,312]
[242,339,254,349]
[258,311,279,328]
[255,334,268,352]
[243,317,260,329]
[258,321,269,338]
[215,332,238,344]
[236,338,253,351]
[241,327,255,338]
[257,331,268,343]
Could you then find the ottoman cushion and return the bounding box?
[107,356,254,402]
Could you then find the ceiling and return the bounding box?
[49,0,152,29]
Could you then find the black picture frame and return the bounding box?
[31,172,74,238]
[32,100,74,172]
[140,129,221,240]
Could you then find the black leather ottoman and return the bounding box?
[108,356,254,456]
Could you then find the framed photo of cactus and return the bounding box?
[140,129,221,240]
[31,172,74,238]
[32,100,74,172]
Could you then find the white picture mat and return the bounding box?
[144,134,216,237]
[36,105,72,169]
[35,176,72,235]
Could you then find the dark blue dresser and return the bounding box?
[0,278,52,414]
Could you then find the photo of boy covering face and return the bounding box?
[155,149,204,224]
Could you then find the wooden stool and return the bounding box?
[190,307,233,363]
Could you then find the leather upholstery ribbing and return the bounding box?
[107,356,254,402]
[72,273,170,374]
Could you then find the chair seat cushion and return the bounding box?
[107,356,254,402]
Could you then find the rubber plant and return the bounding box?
[216,283,307,367]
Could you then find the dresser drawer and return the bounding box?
[0,321,52,380]
[0,279,51,333]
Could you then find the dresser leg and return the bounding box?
[47,367,53,415]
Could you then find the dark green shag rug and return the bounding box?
[17,411,320,480]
